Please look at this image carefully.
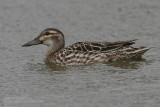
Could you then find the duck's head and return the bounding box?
[22,28,65,49]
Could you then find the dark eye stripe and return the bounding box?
[45,32,50,35]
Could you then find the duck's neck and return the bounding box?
[46,43,65,59]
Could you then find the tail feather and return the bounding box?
[128,46,152,58]
[124,39,138,46]
[114,39,138,46]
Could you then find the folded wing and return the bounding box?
[66,39,138,53]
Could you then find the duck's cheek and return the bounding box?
[39,36,45,41]
[43,39,54,46]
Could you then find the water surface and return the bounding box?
[0,0,160,107]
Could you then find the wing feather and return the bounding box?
[66,39,137,53]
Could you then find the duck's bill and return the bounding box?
[22,38,42,47]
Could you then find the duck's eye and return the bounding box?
[44,32,50,36]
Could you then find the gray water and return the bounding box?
[0,0,160,107]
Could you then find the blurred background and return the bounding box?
[0,0,160,107]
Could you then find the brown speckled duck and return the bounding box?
[22,28,151,66]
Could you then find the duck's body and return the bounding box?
[22,28,151,66]
[45,40,151,66]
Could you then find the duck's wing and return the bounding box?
[66,39,137,53]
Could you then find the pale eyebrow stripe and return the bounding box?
[49,31,58,33]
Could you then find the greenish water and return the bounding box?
[0,0,160,107]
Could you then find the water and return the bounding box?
[0,0,160,107]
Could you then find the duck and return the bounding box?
[22,28,152,66]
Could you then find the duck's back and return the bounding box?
[66,39,137,53]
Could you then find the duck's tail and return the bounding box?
[127,46,152,58]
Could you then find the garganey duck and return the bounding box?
[22,28,151,66]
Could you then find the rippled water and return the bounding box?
[0,0,160,107]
